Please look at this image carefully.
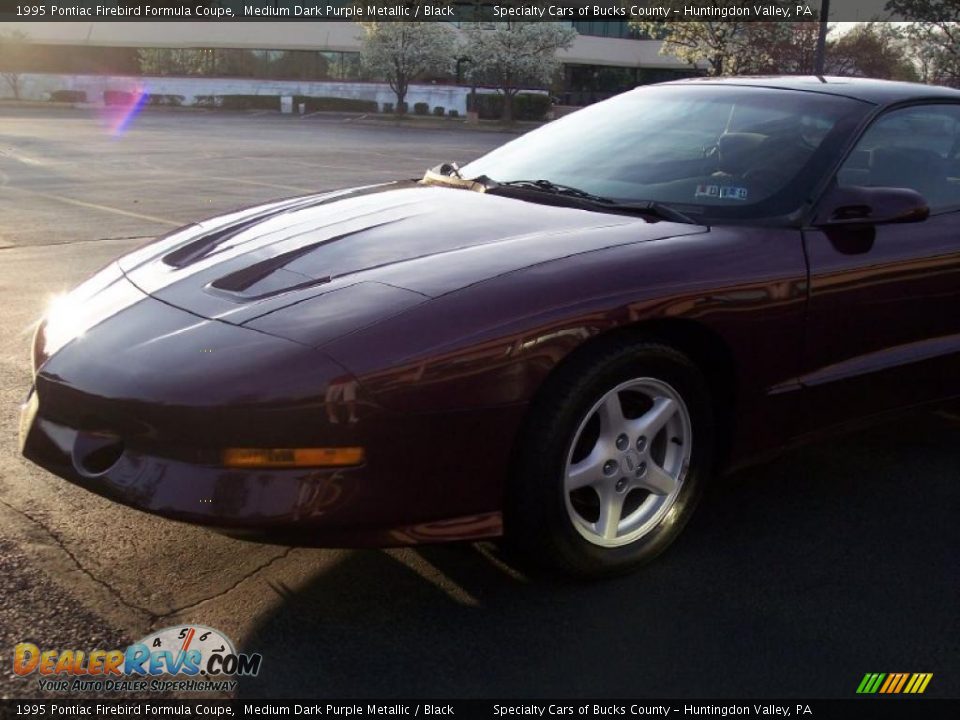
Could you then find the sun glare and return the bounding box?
[103,86,149,137]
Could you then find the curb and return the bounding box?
[0,101,545,132]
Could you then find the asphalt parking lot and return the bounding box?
[0,106,957,700]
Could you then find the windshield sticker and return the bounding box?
[696,184,748,201]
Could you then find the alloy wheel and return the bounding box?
[563,377,692,547]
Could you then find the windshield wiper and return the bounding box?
[486,178,698,224]
[606,200,699,225]
[494,179,615,205]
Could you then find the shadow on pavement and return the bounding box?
[237,415,958,698]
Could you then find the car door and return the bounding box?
[802,102,960,429]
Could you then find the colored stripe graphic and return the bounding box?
[879,674,895,693]
[858,673,933,694]
[892,673,909,693]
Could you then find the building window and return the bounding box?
[571,22,647,40]
[560,64,699,106]
[0,44,363,82]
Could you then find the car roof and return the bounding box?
[658,75,960,106]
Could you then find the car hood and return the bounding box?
[118,182,707,342]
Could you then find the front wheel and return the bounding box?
[507,340,714,577]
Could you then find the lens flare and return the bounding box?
[104,86,149,137]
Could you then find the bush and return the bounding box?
[103,90,135,106]
[50,90,86,104]
[395,101,408,115]
[467,92,551,121]
[217,94,280,111]
[193,95,218,108]
[146,94,184,107]
[514,93,552,121]
[382,102,394,114]
[448,109,459,118]
[433,106,445,117]
[293,96,378,113]
[413,102,430,116]
[466,93,501,120]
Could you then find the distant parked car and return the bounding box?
[21,77,960,576]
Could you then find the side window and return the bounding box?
[837,104,960,213]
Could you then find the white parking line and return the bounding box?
[0,185,182,226]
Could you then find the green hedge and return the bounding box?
[293,96,378,113]
[103,90,135,106]
[467,92,551,121]
[413,102,430,116]
[217,94,280,111]
[187,95,376,112]
[49,90,87,103]
[515,93,552,121]
[146,94,184,107]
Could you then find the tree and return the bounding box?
[0,30,31,100]
[887,0,960,87]
[826,22,919,81]
[632,2,817,76]
[359,22,456,113]
[632,2,753,75]
[737,22,821,74]
[462,22,576,122]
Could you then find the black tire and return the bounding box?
[506,338,715,578]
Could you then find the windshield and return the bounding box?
[460,84,872,222]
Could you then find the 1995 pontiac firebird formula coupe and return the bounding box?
[20,77,960,576]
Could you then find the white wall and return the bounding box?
[8,73,523,114]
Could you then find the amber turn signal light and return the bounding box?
[222,447,365,468]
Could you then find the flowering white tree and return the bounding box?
[632,1,805,76]
[463,22,576,122]
[359,22,456,113]
[632,6,751,75]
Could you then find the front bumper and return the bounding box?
[20,281,522,546]
[21,405,510,546]
[20,382,519,547]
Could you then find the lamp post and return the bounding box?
[456,56,478,121]
[815,0,831,76]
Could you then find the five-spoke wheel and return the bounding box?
[564,378,691,547]
[507,339,713,577]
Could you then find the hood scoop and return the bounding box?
[122,185,703,328]
[159,186,393,270]
[208,221,399,299]
[163,214,269,269]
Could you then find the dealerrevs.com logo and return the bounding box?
[13,625,262,693]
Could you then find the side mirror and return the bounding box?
[814,185,930,227]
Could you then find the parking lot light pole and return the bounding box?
[815,0,831,76]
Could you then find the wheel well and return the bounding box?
[531,319,739,468]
